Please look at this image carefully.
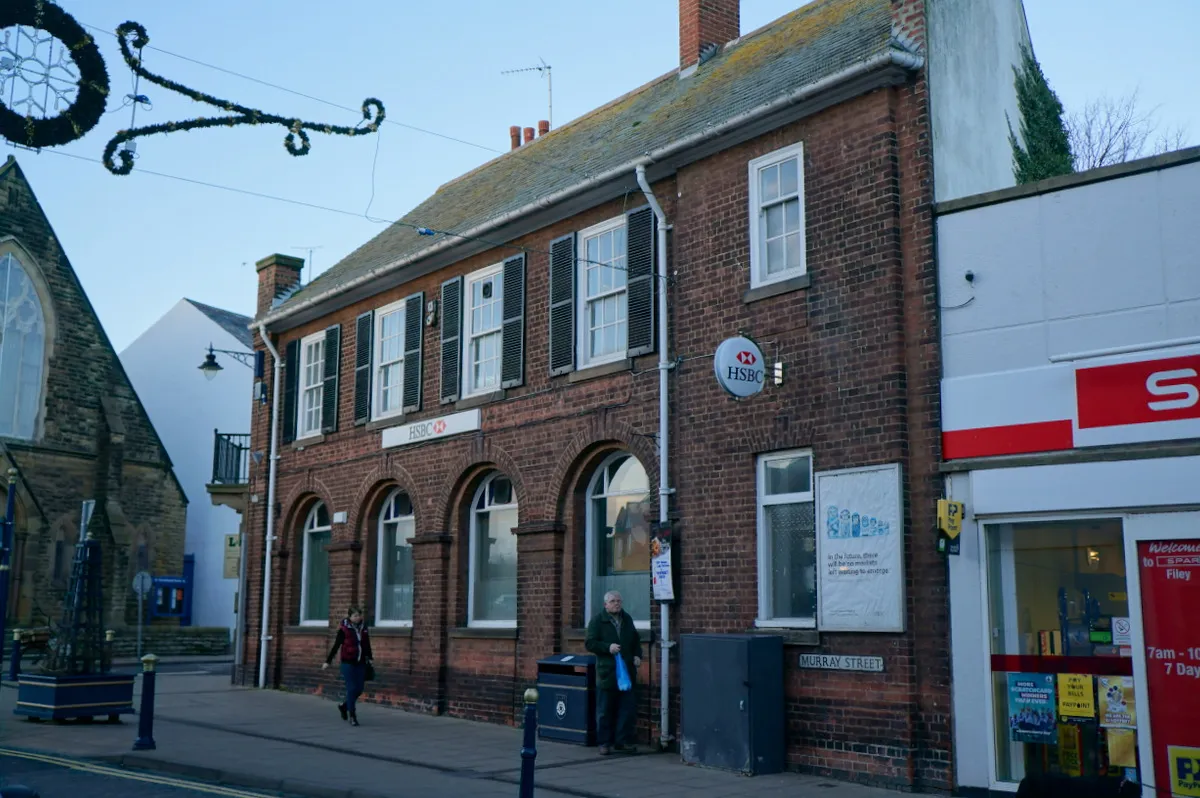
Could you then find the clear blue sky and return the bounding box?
[8,1,1198,352]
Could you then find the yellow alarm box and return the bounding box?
[937,499,964,539]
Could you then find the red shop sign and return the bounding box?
[1076,354,1200,429]
[1138,540,1200,796]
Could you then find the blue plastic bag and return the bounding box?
[614,653,632,692]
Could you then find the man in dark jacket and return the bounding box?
[585,590,643,755]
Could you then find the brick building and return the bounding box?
[0,156,188,634]
[240,0,1030,789]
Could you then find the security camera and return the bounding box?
[964,270,975,283]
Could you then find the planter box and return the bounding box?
[13,673,136,722]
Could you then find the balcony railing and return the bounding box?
[211,431,250,485]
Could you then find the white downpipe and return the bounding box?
[257,323,282,689]
[635,165,673,748]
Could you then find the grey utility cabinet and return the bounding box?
[679,633,785,775]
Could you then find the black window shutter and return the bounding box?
[282,338,300,444]
[321,325,341,434]
[440,276,463,404]
[353,311,373,426]
[625,205,656,358]
[548,233,576,376]
[500,254,526,389]
[402,292,424,413]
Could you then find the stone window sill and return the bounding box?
[291,434,326,451]
[455,389,505,412]
[563,626,655,644]
[568,359,633,384]
[450,626,518,640]
[285,624,329,636]
[743,273,811,304]
[370,626,414,638]
[365,415,405,432]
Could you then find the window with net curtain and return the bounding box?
[300,502,331,624]
[0,253,46,440]
[587,453,651,625]
[469,473,518,625]
[376,489,415,624]
[756,450,816,626]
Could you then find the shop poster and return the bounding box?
[815,464,904,632]
[1007,673,1057,744]
[1058,724,1083,776]
[1057,674,1095,720]
[1107,728,1138,769]
[1138,540,1200,798]
[1099,676,1137,728]
[650,523,674,602]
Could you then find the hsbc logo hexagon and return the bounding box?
[737,351,757,366]
[433,420,447,434]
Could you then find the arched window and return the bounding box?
[468,472,518,626]
[299,502,331,624]
[0,253,46,440]
[586,453,651,625]
[376,490,415,625]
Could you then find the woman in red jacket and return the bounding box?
[321,606,373,725]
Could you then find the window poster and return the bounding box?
[815,463,904,632]
[1057,673,1095,720]
[1007,673,1057,744]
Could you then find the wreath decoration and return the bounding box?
[103,21,385,175]
[0,0,110,149]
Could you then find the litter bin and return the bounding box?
[536,653,596,745]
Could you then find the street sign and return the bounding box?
[713,336,766,398]
[223,534,241,579]
[132,570,152,596]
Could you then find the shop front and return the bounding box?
[946,457,1200,796]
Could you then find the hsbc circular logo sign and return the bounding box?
[713,336,766,399]
[433,420,447,434]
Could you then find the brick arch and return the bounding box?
[277,475,336,551]
[345,461,423,541]
[547,413,659,525]
[433,437,528,533]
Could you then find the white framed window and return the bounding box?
[468,472,518,627]
[462,264,503,398]
[373,300,406,420]
[747,142,806,288]
[299,502,332,625]
[576,216,627,367]
[585,453,651,628]
[755,449,816,627]
[0,252,46,440]
[375,490,415,625]
[297,331,325,438]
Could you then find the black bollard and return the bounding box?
[133,653,159,751]
[518,687,538,798]
[7,630,20,682]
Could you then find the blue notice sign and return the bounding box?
[1007,672,1057,744]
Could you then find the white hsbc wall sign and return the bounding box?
[713,336,766,398]
[381,408,481,449]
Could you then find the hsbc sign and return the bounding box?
[713,336,766,399]
[381,408,481,449]
[1076,354,1200,429]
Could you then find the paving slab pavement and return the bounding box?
[0,672,901,798]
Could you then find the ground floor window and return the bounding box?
[755,450,816,627]
[985,518,1138,785]
[586,453,651,625]
[376,490,415,624]
[300,502,332,624]
[469,472,518,625]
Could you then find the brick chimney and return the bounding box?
[255,253,304,318]
[679,0,739,71]
[510,125,521,150]
[523,126,535,145]
[537,119,549,137]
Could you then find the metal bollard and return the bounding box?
[8,629,21,682]
[103,629,114,673]
[133,654,159,751]
[518,687,539,798]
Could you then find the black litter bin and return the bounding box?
[536,653,596,745]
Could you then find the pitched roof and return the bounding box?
[265,0,915,324]
[186,299,254,348]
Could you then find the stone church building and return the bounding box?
[0,155,187,636]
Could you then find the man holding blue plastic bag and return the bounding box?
[585,590,643,755]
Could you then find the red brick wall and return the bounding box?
[239,72,947,790]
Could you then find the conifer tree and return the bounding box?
[1008,46,1074,183]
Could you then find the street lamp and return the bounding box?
[198,343,254,380]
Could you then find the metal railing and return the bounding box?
[211,431,250,485]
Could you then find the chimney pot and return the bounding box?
[509,125,521,150]
[538,120,550,137]
[523,126,535,145]
[679,0,740,71]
